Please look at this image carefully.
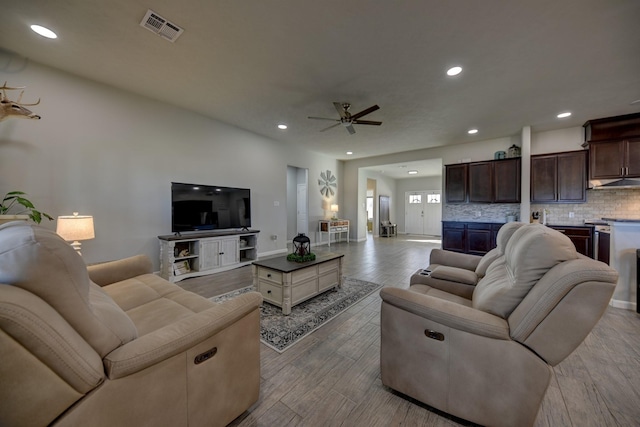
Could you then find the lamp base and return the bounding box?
[69,241,83,256]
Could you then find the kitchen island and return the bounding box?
[603,218,640,312]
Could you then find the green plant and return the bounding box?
[0,191,54,224]
[286,252,316,263]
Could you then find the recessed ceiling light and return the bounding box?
[408,170,418,175]
[277,124,287,130]
[30,24,57,39]
[346,151,353,155]
[447,66,462,76]
[557,112,572,118]
[468,129,478,134]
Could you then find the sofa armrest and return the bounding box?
[429,249,482,271]
[430,266,478,285]
[380,287,509,340]
[88,255,153,287]
[104,291,262,379]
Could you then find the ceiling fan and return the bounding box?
[308,102,381,135]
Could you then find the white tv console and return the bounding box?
[158,230,259,283]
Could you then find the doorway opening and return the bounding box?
[366,178,377,238]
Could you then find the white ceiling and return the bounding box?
[361,159,443,180]
[2,0,639,167]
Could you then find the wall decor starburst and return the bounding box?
[318,170,337,197]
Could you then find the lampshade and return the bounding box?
[56,212,95,255]
[330,204,339,213]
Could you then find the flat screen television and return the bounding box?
[171,182,251,232]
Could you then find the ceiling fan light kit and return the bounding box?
[308,102,382,135]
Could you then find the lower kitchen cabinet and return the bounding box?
[442,222,504,255]
[548,225,594,258]
[597,231,610,264]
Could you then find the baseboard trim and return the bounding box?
[610,299,637,311]
[258,248,288,257]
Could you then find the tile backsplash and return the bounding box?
[443,188,640,225]
[442,203,519,223]
[531,188,640,225]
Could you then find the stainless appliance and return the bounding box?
[584,219,610,263]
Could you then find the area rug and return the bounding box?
[210,277,382,353]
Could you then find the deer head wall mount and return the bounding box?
[0,82,41,121]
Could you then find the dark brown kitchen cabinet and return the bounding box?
[494,158,521,203]
[584,113,640,180]
[446,158,520,204]
[597,231,610,265]
[442,222,504,255]
[445,164,468,203]
[531,150,587,203]
[442,222,465,252]
[589,138,640,179]
[468,162,493,202]
[548,225,594,258]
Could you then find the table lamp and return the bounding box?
[56,212,95,256]
[330,204,339,220]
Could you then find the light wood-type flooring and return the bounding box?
[178,234,640,427]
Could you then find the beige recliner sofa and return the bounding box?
[409,222,525,299]
[0,221,262,427]
[380,223,618,427]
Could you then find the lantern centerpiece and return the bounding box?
[287,233,316,262]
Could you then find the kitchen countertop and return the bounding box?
[602,218,640,223]
[547,223,595,228]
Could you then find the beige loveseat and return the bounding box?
[0,221,262,427]
[380,223,618,427]
[409,222,525,299]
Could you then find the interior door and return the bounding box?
[379,195,390,236]
[297,184,308,235]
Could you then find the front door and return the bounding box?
[405,190,442,235]
[406,192,424,235]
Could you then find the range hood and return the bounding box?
[589,178,640,189]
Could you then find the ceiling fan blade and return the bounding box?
[352,119,382,126]
[351,104,379,120]
[319,122,342,132]
[346,124,356,135]
[308,116,339,121]
[333,102,348,119]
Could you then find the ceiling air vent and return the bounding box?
[139,9,184,43]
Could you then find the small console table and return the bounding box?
[158,230,260,282]
[318,220,349,247]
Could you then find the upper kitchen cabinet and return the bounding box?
[446,158,520,204]
[589,138,640,179]
[445,163,468,203]
[468,162,493,202]
[493,158,521,203]
[584,113,640,180]
[531,150,587,203]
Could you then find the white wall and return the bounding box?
[531,127,584,154]
[0,59,339,267]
